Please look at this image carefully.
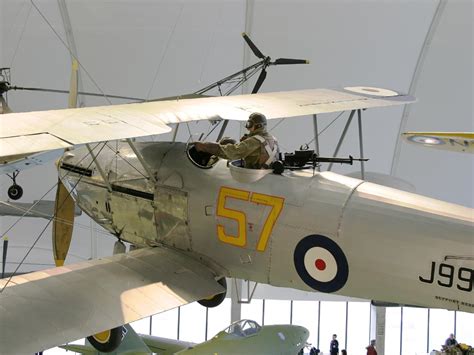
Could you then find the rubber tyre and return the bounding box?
[87,326,123,352]
[198,278,227,308]
[7,184,23,200]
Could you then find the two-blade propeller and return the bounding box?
[52,60,79,267]
[241,33,309,94]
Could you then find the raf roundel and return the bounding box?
[294,234,349,293]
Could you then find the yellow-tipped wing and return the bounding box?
[402,132,474,153]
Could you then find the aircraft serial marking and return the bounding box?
[419,261,473,292]
[216,186,285,252]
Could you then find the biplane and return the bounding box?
[0,34,472,354]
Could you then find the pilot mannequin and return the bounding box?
[194,112,279,169]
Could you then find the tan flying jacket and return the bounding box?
[217,128,278,169]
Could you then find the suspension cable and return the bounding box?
[29,0,112,105]
[145,6,183,101]
[9,2,33,67]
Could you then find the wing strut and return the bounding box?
[233,279,259,304]
[325,109,366,179]
[327,110,356,171]
[312,114,320,172]
[357,109,366,179]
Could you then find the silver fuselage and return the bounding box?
[59,142,474,312]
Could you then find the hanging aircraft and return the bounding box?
[402,132,474,153]
[0,36,472,354]
[60,320,309,355]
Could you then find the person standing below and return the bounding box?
[366,339,377,355]
[330,334,339,355]
[194,112,279,169]
[445,333,458,347]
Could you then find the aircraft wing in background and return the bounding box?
[402,132,474,153]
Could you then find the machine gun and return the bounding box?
[272,148,368,174]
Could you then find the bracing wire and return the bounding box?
[0,142,108,292]
[197,6,223,85]
[103,142,149,180]
[29,0,112,105]
[0,143,103,238]
[0,202,110,237]
[145,6,184,101]
[305,111,346,146]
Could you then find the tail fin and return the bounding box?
[113,324,151,353]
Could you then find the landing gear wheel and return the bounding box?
[7,184,23,200]
[87,326,123,352]
[198,277,227,308]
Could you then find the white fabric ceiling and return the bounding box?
[0,0,472,276]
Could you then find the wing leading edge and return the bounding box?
[0,87,415,160]
[0,247,224,354]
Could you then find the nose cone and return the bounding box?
[290,325,309,350]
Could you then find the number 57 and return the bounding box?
[216,186,285,252]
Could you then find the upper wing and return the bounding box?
[402,132,474,153]
[0,87,415,160]
[0,247,224,354]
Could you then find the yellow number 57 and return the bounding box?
[216,186,285,252]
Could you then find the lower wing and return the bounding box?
[0,247,224,353]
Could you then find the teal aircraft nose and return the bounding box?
[290,325,309,351]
